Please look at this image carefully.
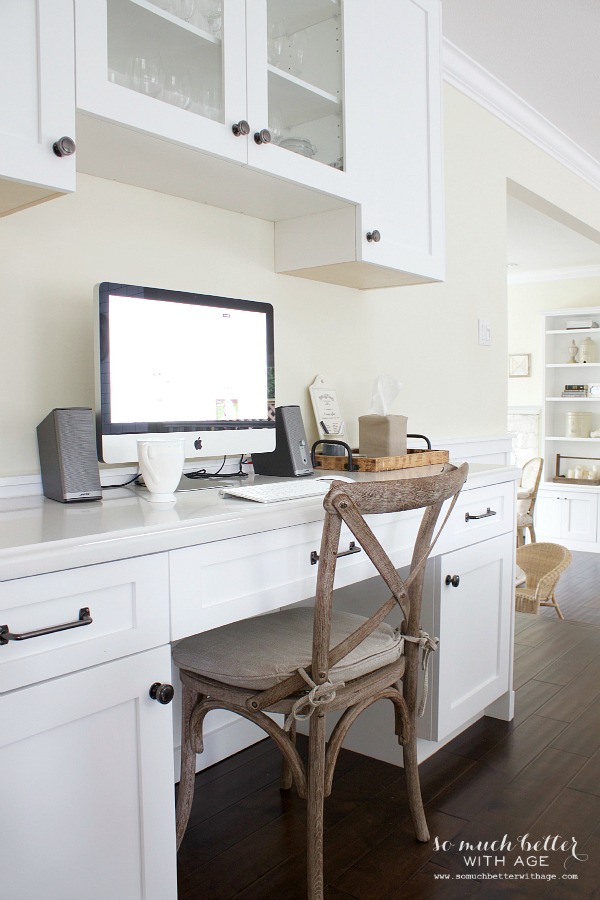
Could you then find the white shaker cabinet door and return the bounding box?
[275,0,444,289]
[343,0,444,280]
[433,532,514,741]
[0,646,177,900]
[0,0,76,216]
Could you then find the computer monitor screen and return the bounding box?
[95,282,275,464]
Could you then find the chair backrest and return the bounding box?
[515,541,571,598]
[247,463,469,714]
[312,463,469,683]
[519,457,543,516]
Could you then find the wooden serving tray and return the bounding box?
[552,476,600,486]
[314,449,449,473]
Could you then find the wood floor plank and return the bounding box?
[331,810,467,899]
[476,714,569,777]
[513,678,562,726]
[568,747,600,797]
[533,632,600,686]
[534,658,600,723]
[551,697,600,757]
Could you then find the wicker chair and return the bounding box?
[172,463,469,900]
[516,457,543,547]
[514,542,571,619]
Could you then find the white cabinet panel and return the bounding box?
[0,646,177,900]
[536,489,598,545]
[275,0,444,288]
[0,555,170,692]
[432,532,513,741]
[0,0,76,216]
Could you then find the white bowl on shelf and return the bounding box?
[278,137,317,158]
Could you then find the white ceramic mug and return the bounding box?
[137,438,185,502]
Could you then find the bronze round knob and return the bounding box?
[366,230,381,243]
[232,120,250,137]
[254,129,271,145]
[445,575,460,588]
[52,136,76,158]
[149,682,175,704]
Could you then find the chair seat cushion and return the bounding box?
[517,512,533,527]
[172,608,404,690]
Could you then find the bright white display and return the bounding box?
[108,294,269,424]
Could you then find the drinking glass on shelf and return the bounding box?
[268,106,286,144]
[163,69,192,109]
[171,0,196,21]
[192,0,222,35]
[129,52,164,97]
[199,85,221,120]
[267,20,287,68]
[289,30,308,77]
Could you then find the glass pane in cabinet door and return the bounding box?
[266,0,344,170]
[106,0,224,123]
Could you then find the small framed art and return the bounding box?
[509,354,531,377]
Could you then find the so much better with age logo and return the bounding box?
[431,831,588,885]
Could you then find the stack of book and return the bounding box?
[562,384,587,397]
[566,318,599,329]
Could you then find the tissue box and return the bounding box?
[359,415,407,457]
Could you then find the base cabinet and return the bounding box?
[432,532,513,741]
[0,646,177,900]
[535,489,598,547]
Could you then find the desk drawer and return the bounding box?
[0,555,169,693]
[169,508,427,640]
[435,480,515,555]
[170,523,322,639]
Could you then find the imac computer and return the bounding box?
[94,282,276,465]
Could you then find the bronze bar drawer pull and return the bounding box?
[310,541,361,566]
[0,607,92,645]
[465,507,497,522]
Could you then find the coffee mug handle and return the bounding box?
[140,443,158,484]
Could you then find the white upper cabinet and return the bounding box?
[74,0,354,221]
[275,0,444,288]
[0,0,76,217]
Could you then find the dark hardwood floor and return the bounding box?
[177,551,600,898]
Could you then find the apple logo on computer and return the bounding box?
[194,438,203,450]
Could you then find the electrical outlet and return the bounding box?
[478,318,492,346]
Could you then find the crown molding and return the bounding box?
[442,39,600,193]
[508,264,600,285]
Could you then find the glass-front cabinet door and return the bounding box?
[76,0,248,164]
[75,0,354,205]
[245,0,348,194]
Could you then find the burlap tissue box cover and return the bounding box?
[359,415,407,457]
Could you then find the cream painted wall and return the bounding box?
[508,276,600,408]
[1,85,600,477]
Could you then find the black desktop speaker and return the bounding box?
[37,408,102,502]
[251,405,313,477]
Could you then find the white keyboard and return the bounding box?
[220,479,331,504]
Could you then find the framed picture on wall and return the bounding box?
[509,353,531,377]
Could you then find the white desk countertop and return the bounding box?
[0,462,519,582]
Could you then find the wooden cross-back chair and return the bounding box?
[173,462,469,900]
[516,456,543,546]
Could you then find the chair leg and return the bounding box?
[176,682,200,850]
[281,719,296,791]
[528,523,536,543]
[549,591,565,620]
[306,712,327,900]
[403,725,429,842]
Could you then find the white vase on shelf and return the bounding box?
[568,339,579,363]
